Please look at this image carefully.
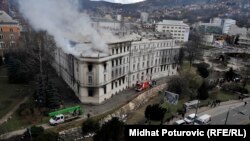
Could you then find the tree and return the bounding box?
[167,76,189,96]
[93,117,125,141]
[22,126,58,141]
[36,131,59,141]
[185,31,202,66]
[82,119,100,136]
[178,47,185,65]
[34,76,62,109]
[224,68,236,81]
[144,104,167,124]
[196,63,209,78]
[182,70,203,98]
[197,81,209,100]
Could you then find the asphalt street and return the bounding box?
[211,102,250,125]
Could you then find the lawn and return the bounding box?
[180,61,197,73]
[216,91,238,101]
[0,66,34,118]
[246,84,250,93]
[161,98,187,119]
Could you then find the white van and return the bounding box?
[184,113,197,124]
[194,114,211,125]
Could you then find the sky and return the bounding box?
[91,0,145,4]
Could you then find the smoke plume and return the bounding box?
[18,0,110,56]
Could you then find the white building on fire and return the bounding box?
[52,33,180,104]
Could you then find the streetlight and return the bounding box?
[224,107,232,125]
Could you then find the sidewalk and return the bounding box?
[167,98,250,125]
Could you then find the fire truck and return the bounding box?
[135,81,150,92]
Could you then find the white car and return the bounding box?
[184,113,197,124]
[49,114,65,125]
[173,120,186,125]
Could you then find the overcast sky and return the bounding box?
[91,0,145,4]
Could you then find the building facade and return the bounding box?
[0,0,9,15]
[222,19,236,34]
[52,36,180,104]
[155,20,190,42]
[0,11,20,50]
[238,35,250,47]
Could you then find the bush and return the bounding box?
[221,83,249,94]
[82,119,100,135]
[195,63,209,78]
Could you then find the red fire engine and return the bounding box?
[135,81,150,92]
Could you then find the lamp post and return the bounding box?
[224,107,231,125]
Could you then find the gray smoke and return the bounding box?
[18,0,110,56]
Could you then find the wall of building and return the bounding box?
[155,23,190,42]
[52,38,180,104]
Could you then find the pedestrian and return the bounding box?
[244,101,248,106]
[87,113,91,118]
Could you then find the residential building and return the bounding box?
[222,19,236,34]
[140,12,149,23]
[228,25,247,36]
[52,33,180,104]
[0,10,20,55]
[155,20,190,42]
[0,0,9,15]
[238,34,250,47]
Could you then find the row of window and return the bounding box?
[0,42,16,48]
[162,30,185,33]
[131,64,176,81]
[0,28,14,32]
[131,42,174,52]
[0,34,15,40]
[111,77,126,90]
[111,66,128,78]
[111,57,129,67]
[112,46,130,55]
[161,26,186,29]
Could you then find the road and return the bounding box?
[211,102,250,125]
[0,77,170,140]
[168,98,250,125]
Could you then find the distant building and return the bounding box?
[140,12,149,23]
[238,35,250,47]
[222,19,236,34]
[0,11,20,54]
[209,17,222,26]
[195,18,236,35]
[52,33,180,104]
[116,14,122,22]
[202,34,214,45]
[228,25,247,36]
[91,18,122,31]
[0,0,9,15]
[155,20,190,42]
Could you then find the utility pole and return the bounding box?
[224,107,231,125]
[38,40,43,75]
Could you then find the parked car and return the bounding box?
[194,114,211,125]
[184,113,197,124]
[173,120,186,125]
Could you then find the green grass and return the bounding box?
[246,84,250,93]
[217,91,238,101]
[0,66,34,118]
[161,98,188,122]
[181,61,196,73]
[0,110,50,133]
